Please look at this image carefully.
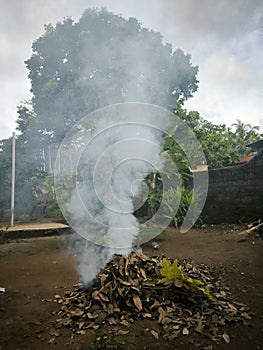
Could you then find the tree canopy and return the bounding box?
[164,105,263,169]
[231,119,262,156]
[25,8,198,140]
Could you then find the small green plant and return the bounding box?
[146,184,203,229]
[146,187,162,213]
[91,331,122,350]
[162,186,203,228]
[158,257,213,300]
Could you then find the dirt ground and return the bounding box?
[0,226,262,350]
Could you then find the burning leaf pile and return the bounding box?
[53,252,251,343]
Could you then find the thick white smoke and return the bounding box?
[54,103,208,285]
[55,103,171,284]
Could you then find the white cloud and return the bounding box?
[185,28,263,130]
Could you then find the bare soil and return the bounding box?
[0,226,262,350]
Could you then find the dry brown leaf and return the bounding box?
[119,280,131,286]
[48,337,56,344]
[162,317,173,325]
[120,319,129,326]
[133,295,142,311]
[166,306,174,314]
[108,317,117,325]
[223,332,231,343]
[172,325,180,330]
[140,268,147,280]
[99,293,109,302]
[173,279,184,288]
[150,300,160,309]
[103,303,114,313]
[143,281,155,287]
[182,327,189,335]
[241,312,252,320]
[77,321,85,329]
[91,290,100,300]
[158,306,166,323]
[100,274,108,286]
[212,314,218,323]
[150,330,159,339]
[70,309,84,317]
[195,321,203,333]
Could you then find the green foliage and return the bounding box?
[231,119,263,156]
[146,187,162,213]
[172,104,239,168]
[146,186,203,229]
[91,331,122,350]
[34,173,73,218]
[158,257,185,282]
[168,104,263,168]
[163,186,203,228]
[158,258,213,300]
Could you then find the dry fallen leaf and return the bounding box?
[100,274,108,286]
[150,330,159,339]
[70,309,84,317]
[223,332,231,343]
[133,295,142,311]
[161,317,173,325]
[77,321,85,329]
[182,327,189,335]
[120,319,129,326]
[48,337,56,344]
[108,317,117,325]
[241,312,252,320]
[150,300,160,309]
[98,293,109,302]
[117,330,129,335]
[173,279,183,288]
[158,306,166,324]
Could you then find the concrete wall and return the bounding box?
[200,150,263,223]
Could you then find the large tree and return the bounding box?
[25,8,199,140]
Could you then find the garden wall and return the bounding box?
[200,149,263,223]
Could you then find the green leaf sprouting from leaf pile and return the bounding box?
[158,257,213,300]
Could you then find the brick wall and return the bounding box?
[200,149,263,223]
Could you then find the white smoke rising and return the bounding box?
[54,102,208,285]
[55,103,173,285]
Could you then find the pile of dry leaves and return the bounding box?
[53,252,252,343]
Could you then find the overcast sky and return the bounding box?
[0,0,262,139]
